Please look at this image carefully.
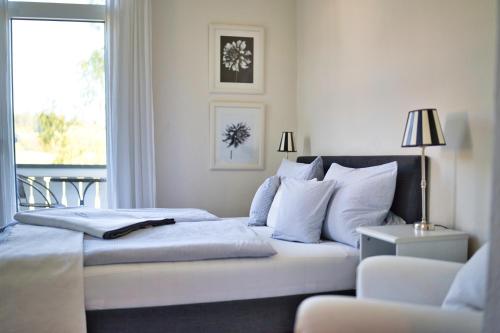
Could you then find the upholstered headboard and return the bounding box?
[296,155,427,224]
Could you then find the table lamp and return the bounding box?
[402,109,446,231]
[278,131,296,159]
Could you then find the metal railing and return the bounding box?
[16,164,107,210]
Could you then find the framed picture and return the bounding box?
[210,102,265,170]
[209,24,264,94]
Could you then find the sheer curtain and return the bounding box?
[106,0,156,208]
[0,0,17,227]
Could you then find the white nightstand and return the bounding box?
[356,224,468,263]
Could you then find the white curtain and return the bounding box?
[105,0,156,208]
[0,0,17,227]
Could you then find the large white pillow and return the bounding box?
[276,157,324,181]
[268,157,324,228]
[266,185,283,228]
[271,178,335,243]
[322,162,398,247]
[442,243,489,311]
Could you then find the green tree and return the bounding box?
[80,48,104,105]
[37,112,68,150]
[36,112,82,164]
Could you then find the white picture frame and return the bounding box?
[210,102,265,170]
[209,24,264,94]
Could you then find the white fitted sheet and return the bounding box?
[84,221,359,310]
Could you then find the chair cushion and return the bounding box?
[442,243,489,311]
[248,176,281,226]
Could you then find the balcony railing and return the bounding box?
[16,164,107,210]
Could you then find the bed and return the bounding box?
[84,155,425,333]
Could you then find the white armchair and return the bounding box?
[295,256,483,333]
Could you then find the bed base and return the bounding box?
[86,290,355,333]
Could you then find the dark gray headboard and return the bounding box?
[296,155,428,224]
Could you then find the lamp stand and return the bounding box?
[414,146,435,231]
[285,152,289,160]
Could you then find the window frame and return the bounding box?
[3,1,107,211]
[7,1,105,22]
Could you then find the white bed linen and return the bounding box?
[15,207,218,239]
[84,219,359,310]
[84,219,276,265]
[1,224,86,333]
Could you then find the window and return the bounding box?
[12,20,105,165]
[7,1,107,209]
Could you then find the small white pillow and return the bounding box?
[248,176,281,226]
[276,157,324,180]
[322,162,398,247]
[271,178,335,243]
[267,178,318,228]
[383,211,406,225]
[442,243,489,311]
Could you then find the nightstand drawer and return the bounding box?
[395,238,468,262]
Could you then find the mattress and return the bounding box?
[84,219,359,310]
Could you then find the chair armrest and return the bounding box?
[357,256,463,306]
[294,296,482,333]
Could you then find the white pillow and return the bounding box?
[276,157,324,180]
[267,177,318,228]
[322,162,398,247]
[383,211,406,225]
[266,185,283,228]
[271,178,335,243]
[248,176,281,226]
[442,243,489,311]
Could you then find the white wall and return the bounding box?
[152,0,496,250]
[152,0,297,217]
[296,0,497,251]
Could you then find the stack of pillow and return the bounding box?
[248,157,399,247]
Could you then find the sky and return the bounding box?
[11,16,106,165]
[12,19,105,122]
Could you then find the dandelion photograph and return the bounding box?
[220,36,254,84]
[210,102,265,170]
[209,24,264,94]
